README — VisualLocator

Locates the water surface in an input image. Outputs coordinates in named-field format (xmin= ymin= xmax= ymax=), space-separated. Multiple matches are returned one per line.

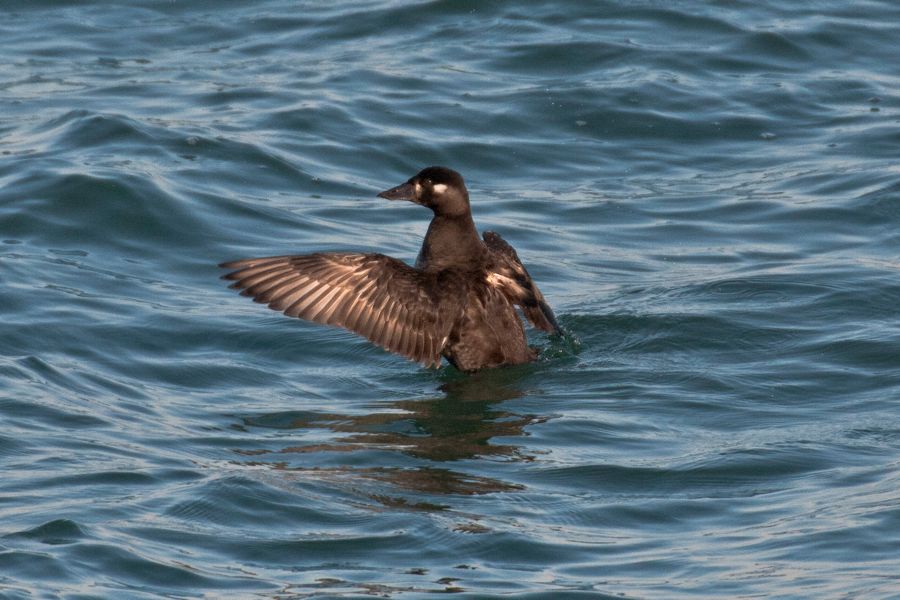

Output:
xmin=2 ymin=1 xmax=900 ymax=598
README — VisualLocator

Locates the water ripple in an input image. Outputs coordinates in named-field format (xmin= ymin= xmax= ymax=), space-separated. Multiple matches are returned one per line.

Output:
xmin=3 ymin=0 xmax=900 ymax=598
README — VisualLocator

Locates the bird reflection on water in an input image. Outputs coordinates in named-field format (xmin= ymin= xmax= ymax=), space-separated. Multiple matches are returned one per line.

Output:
xmin=234 ymin=368 xmax=545 ymax=500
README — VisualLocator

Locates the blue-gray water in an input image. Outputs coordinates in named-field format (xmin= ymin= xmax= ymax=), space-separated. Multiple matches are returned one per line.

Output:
xmin=2 ymin=1 xmax=899 ymax=598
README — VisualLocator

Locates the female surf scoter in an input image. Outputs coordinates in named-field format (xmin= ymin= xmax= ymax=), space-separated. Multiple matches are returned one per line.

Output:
xmin=220 ymin=166 xmax=560 ymax=372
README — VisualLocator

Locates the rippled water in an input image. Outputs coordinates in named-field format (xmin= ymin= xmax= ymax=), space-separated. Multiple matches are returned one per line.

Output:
xmin=2 ymin=1 xmax=900 ymax=598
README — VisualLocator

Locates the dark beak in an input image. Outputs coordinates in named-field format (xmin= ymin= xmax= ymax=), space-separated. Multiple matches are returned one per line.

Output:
xmin=377 ymin=182 xmax=416 ymax=201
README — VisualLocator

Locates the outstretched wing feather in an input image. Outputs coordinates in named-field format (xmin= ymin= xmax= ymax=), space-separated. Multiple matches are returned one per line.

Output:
xmin=221 ymin=253 xmax=454 ymax=365
xmin=482 ymin=231 xmax=561 ymax=334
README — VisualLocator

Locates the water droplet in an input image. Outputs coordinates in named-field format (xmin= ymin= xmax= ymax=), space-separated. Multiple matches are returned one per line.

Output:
xmin=186 ymin=136 xmax=199 ymax=146
xmin=575 ymin=120 xmax=587 ymax=127
xmin=760 ymin=132 xmax=776 ymax=140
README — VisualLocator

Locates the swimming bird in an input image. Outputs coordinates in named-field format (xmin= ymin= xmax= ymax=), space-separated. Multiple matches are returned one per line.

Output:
xmin=220 ymin=166 xmax=560 ymax=372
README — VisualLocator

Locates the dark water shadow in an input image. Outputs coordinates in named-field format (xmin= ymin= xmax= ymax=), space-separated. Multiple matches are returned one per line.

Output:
xmin=234 ymin=368 xmax=545 ymax=499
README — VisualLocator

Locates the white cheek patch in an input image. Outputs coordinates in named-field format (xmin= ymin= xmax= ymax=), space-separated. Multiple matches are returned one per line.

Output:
xmin=415 ymin=182 xmax=422 ymax=195
xmin=432 ymin=183 xmax=447 ymax=194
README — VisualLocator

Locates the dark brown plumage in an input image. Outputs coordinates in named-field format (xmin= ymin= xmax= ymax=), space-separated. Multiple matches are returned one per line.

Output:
xmin=220 ymin=166 xmax=560 ymax=372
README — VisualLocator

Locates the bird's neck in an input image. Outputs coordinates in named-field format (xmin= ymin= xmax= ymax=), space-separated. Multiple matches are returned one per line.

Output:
xmin=416 ymin=213 xmax=484 ymax=271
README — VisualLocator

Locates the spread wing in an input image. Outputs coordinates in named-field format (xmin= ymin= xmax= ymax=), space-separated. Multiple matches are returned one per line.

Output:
xmin=482 ymin=231 xmax=561 ymax=334
xmin=220 ymin=253 xmax=457 ymax=367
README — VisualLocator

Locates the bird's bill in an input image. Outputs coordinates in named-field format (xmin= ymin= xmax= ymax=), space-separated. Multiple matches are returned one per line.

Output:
xmin=377 ymin=182 xmax=416 ymax=201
